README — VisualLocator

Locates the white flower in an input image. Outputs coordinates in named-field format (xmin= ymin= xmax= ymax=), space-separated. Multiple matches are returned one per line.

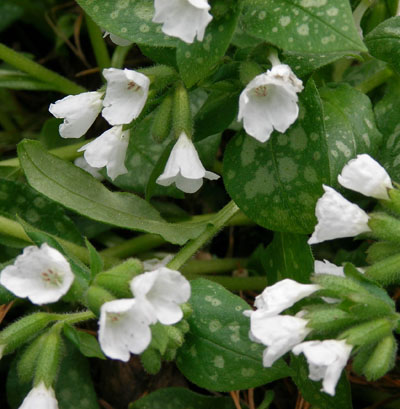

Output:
xmin=103 ymin=31 xmax=133 ymax=46
xmin=130 ymin=267 xmax=191 ymax=325
xmin=142 ymin=255 xmax=174 ymax=272
xmin=308 ymin=185 xmax=371 ymax=245
xmin=18 ymin=382 xmax=58 ymax=409
xmin=101 ymin=68 xmax=150 ymax=125
xmin=98 ymin=298 xmax=157 ymax=361
xmin=0 ymin=243 xmax=74 ymax=305
xmin=78 ymin=125 xmax=129 ymax=181
xmin=74 ymin=156 xmax=104 ymax=180
xmin=153 ymin=0 xmax=213 ymax=43
xmin=238 ymin=64 xmax=303 ymax=143
xmin=156 ymin=132 xmax=219 ymax=193
xmin=292 ymin=340 xmax=352 ymax=396
xmin=314 ymin=260 xmax=345 ymax=278
xmin=248 ymin=312 xmax=311 ymax=367
xmin=252 ymin=279 xmax=320 ymax=317
xmin=338 ymin=154 xmax=393 ymax=200
xmin=49 ymin=91 xmax=103 ymax=138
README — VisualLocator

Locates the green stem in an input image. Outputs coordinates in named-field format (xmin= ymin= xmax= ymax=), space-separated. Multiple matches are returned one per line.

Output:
xmin=111 ymin=45 xmax=133 ymax=69
xmin=53 ymin=310 xmax=95 ymax=324
xmin=0 ymin=139 xmax=91 ymax=167
xmin=0 ymin=43 xmax=86 ymax=95
xmin=356 ymin=66 xmax=394 ymax=94
xmin=187 ymin=275 xmax=267 ymax=291
xmin=181 ymin=258 xmax=247 ymax=275
xmin=167 ymin=200 xmax=240 ymax=270
xmin=85 ymin=15 xmax=111 ymax=71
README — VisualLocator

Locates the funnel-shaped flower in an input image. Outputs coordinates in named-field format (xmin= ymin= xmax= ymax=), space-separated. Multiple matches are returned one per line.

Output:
xmin=156 ymin=132 xmax=219 ymax=193
xmin=0 ymin=243 xmax=74 ymax=305
xmin=238 ymin=64 xmax=303 ymax=143
xmin=49 ymin=91 xmax=103 ymax=138
xmin=19 ymin=382 xmax=59 ymax=409
xmin=338 ymin=154 xmax=393 ymax=200
xmin=153 ymin=0 xmax=213 ymax=43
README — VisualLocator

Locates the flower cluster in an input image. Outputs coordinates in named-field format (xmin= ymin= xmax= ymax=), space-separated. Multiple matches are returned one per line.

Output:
xmin=49 ymin=68 xmax=150 ymax=180
xmin=99 ymin=266 xmax=190 ymax=362
xmin=308 ymin=154 xmax=393 ymax=244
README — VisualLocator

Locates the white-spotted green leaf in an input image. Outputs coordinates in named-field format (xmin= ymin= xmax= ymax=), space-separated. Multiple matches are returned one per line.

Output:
xmin=176 ymin=279 xmax=292 ymax=391
xmin=17 ymin=140 xmax=207 ymax=245
xmin=76 ymin=0 xmax=177 ymax=47
xmin=365 ymin=17 xmax=400 ymax=74
xmin=223 ymin=81 xmax=381 ymax=233
xmin=241 ymin=0 xmax=366 ymax=53
xmin=177 ymin=0 xmax=242 ymax=87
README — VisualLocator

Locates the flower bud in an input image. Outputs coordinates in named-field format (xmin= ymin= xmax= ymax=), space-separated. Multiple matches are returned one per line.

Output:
xmin=166 ymin=326 xmax=185 ymax=349
xmin=94 ymin=259 xmax=143 ymax=298
xmin=140 ymin=347 xmax=161 ymax=374
xmin=0 ymin=313 xmax=55 ymax=358
xmin=85 ymin=285 xmax=116 ymax=317
xmin=366 ymin=241 xmax=399 ymax=264
xmin=163 ymin=347 xmax=177 ymax=362
xmin=17 ymin=333 xmax=47 ymax=384
xmin=368 ymin=212 xmax=400 ymax=244
xmin=365 ymin=252 xmax=400 ymax=285
xmin=181 ymin=303 xmax=193 ymax=319
xmin=151 ymin=93 xmax=173 ymax=142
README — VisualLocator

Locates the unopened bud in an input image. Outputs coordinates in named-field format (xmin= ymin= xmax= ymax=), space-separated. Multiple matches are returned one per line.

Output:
xmin=17 ymin=333 xmax=47 ymax=384
xmin=163 ymin=347 xmax=177 ymax=362
xmin=368 ymin=212 xmax=400 ymax=245
xmin=166 ymin=326 xmax=184 ymax=349
xmin=140 ymin=348 xmax=161 ymax=374
xmin=366 ymin=241 xmax=399 ymax=264
xmin=365 ymin=252 xmax=400 ymax=285
xmin=181 ymin=303 xmax=193 ymax=319
xmin=151 ymin=93 xmax=173 ymax=142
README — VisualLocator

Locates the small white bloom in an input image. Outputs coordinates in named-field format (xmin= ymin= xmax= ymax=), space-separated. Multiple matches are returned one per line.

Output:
xmin=308 ymin=185 xmax=371 ymax=245
xmin=252 ymin=279 xmax=320 ymax=316
xmin=103 ymin=31 xmax=133 ymax=46
xmin=314 ymin=260 xmax=345 ymax=278
xmin=292 ymin=339 xmax=352 ymax=396
xmin=238 ymin=64 xmax=303 ymax=143
xmin=142 ymin=255 xmax=174 ymax=272
xmin=99 ymin=298 xmax=156 ymax=361
xmin=102 ymin=68 xmax=150 ymax=125
xmin=74 ymin=156 xmax=104 ymax=180
xmin=0 ymin=244 xmax=74 ymax=305
xmin=49 ymin=91 xmax=103 ymax=139
xmin=248 ymin=312 xmax=311 ymax=367
xmin=338 ymin=154 xmax=393 ymax=200
xmin=78 ymin=125 xmax=129 ymax=181
xmin=153 ymin=0 xmax=213 ymax=43
xmin=130 ymin=267 xmax=191 ymax=325
xmin=156 ymin=132 xmax=219 ymax=193
xmin=18 ymin=382 xmax=58 ymax=409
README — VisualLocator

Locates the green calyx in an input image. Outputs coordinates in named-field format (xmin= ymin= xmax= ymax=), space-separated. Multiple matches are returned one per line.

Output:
xmin=172 ymin=82 xmax=192 ymax=139
xmin=85 ymin=285 xmax=116 ymax=317
xmin=368 ymin=212 xmax=400 ymax=245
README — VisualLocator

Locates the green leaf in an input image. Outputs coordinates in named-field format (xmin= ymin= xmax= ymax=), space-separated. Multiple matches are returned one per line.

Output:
xmin=263 ymin=232 xmax=314 ymax=284
xmin=0 ymin=178 xmax=84 ymax=245
xmin=85 ymin=238 xmax=103 ymax=278
xmin=365 ymin=17 xmax=400 ymax=74
xmin=0 ymin=69 xmax=61 ymax=91
xmin=290 ymin=354 xmax=352 ymax=409
xmin=130 ymin=387 xmax=236 ymax=409
xmin=223 ymin=81 xmax=381 ymax=233
xmin=242 ymin=0 xmax=366 ymax=53
xmin=176 ymin=279 xmax=291 ymax=391
xmin=76 ymin=0 xmax=177 ymax=47
xmin=17 ymin=140 xmax=207 ymax=245
xmin=176 ymin=0 xmax=242 ymax=87
xmin=63 ymin=324 xmax=106 ymax=360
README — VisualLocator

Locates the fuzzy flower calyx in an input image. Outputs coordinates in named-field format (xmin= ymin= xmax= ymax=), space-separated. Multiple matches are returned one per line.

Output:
xmin=49 ymin=91 xmax=103 ymax=139
xmin=338 ymin=154 xmax=393 ymax=200
xmin=153 ymin=0 xmax=213 ymax=43
xmin=156 ymin=132 xmax=219 ymax=193
xmin=0 ymin=243 xmax=74 ymax=305
xmin=102 ymin=68 xmax=150 ymax=126
xmin=308 ymin=185 xmax=371 ymax=245
xmin=238 ymin=64 xmax=303 ymax=143
xmin=292 ymin=339 xmax=353 ymax=396
xmin=130 ymin=267 xmax=191 ymax=325
xmin=18 ymin=382 xmax=58 ymax=409
xmin=78 ymin=125 xmax=129 ymax=181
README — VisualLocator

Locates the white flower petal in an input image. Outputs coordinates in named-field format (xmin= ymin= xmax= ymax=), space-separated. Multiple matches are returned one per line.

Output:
xmin=156 ymin=132 xmax=219 ymax=193
xmin=78 ymin=125 xmax=129 ymax=180
xmin=338 ymin=154 xmax=393 ymax=200
xmin=238 ymin=64 xmax=303 ymax=143
xmin=248 ymin=312 xmax=310 ymax=366
xmin=314 ymin=260 xmax=345 ymax=277
xmin=292 ymin=340 xmax=352 ymax=396
xmin=153 ymin=0 xmax=213 ymax=43
xmin=102 ymin=68 xmax=150 ymax=125
xmin=103 ymin=31 xmax=133 ymax=46
xmin=49 ymin=91 xmax=103 ymax=138
xmin=98 ymin=298 xmax=156 ymax=361
xmin=254 ymin=279 xmax=320 ymax=316
xmin=0 ymin=243 xmax=74 ymax=305
xmin=308 ymin=185 xmax=371 ymax=245
xmin=74 ymin=156 xmax=104 ymax=180
xmin=19 ymin=382 xmax=58 ymax=409
xmin=130 ymin=267 xmax=191 ymax=325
